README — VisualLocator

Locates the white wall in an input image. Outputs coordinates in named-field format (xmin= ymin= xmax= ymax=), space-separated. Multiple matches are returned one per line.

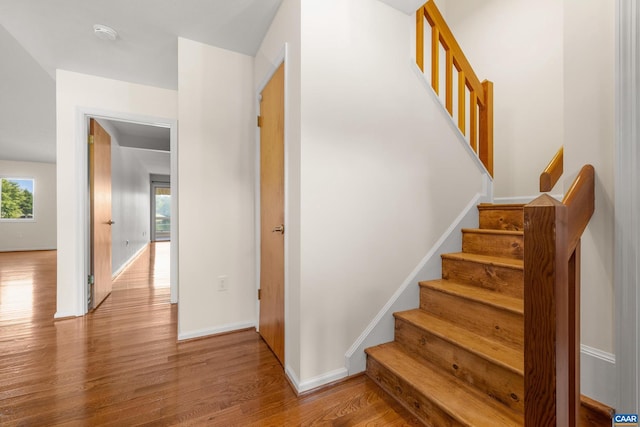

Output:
xmin=98 ymin=120 xmax=152 ymax=276
xmin=297 ymin=0 xmax=485 ymax=386
xmin=0 ymin=160 xmax=56 ymax=251
xmin=177 ymin=38 xmax=256 ymax=339
xmin=254 ymin=0 xmax=303 ymax=384
xmin=55 ymin=70 xmax=177 ymax=318
xmin=435 ymin=0 xmax=564 ymax=198
xmin=564 ymin=0 xmax=616 ymax=405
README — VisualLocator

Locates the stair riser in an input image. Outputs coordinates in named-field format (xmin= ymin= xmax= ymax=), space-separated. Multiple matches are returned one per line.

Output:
xmin=442 ymin=257 xmax=523 ymax=299
xmin=394 ymin=318 xmax=524 ymax=414
xmin=420 ymin=287 xmax=523 ymax=349
xmin=479 ymin=209 xmax=524 ymax=231
xmin=366 ymin=357 xmax=464 ymax=427
xmin=462 ymin=232 xmax=524 ymax=260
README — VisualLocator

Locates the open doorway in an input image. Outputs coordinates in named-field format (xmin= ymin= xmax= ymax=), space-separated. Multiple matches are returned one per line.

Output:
xmin=82 ymin=111 xmax=178 ymax=312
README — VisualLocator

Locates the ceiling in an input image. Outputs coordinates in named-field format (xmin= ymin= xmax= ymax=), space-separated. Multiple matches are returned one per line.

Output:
xmin=0 ymin=0 xmax=282 ymax=166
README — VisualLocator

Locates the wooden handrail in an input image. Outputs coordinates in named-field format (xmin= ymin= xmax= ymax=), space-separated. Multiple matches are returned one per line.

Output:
xmin=524 ymin=164 xmax=595 ymax=426
xmin=563 ymin=165 xmax=595 ymax=254
xmin=416 ymin=0 xmax=494 ymax=176
xmin=540 ymin=146 xmax=564 ymax=192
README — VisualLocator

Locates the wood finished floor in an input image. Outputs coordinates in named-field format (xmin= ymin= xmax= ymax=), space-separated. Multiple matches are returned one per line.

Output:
xmin=0 ymin=244 xmax=420 ymax=426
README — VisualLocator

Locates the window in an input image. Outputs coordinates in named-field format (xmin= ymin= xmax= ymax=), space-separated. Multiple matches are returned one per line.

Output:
xmin=1 ymin=178 xmax=35 ymax=220
xmin=153 ymin=185 xmax=171 ymax=241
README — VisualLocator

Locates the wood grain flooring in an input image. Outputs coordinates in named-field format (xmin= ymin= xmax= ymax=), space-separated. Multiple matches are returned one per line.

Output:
xmin=0 ymin=244 xmax=420 ymax=426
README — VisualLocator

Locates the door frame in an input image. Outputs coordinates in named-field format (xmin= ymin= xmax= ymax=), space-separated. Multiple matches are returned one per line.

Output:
xmin=615 ymin=0 xmax=639 ymax=412
xmin=76 ymin=108 xmax=179 ymax=314
xmin=255 ymin=44 xmax=289 ymax=365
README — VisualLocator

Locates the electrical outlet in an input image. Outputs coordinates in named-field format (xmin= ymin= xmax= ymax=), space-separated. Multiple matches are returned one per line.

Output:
xmin=217 ymin=275 xmax=228 ymax=292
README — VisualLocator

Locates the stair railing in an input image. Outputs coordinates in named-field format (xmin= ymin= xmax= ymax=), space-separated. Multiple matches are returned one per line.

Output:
xmin=416 ymin=0 xmax=494 ymax=176
xmin=540 ymin=146 xmax=564 ymax=192
xmin=524 ymin=162 xmax=595 ymax=426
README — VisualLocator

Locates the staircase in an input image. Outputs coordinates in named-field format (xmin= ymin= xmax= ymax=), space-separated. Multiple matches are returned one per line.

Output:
xmin=365 ymin=201 xmax=614 ymax=426
xmin=365 ymin=203 xmax=525 ymax=426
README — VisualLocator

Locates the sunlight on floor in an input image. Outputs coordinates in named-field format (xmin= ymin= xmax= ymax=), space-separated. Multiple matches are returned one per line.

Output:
xmin=112 ymin=242 xmax=170 ymax=290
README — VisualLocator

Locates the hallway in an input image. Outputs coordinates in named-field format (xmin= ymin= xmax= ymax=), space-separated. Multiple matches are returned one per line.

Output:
xmin=0 ymin=245 xmax=419 ymax=426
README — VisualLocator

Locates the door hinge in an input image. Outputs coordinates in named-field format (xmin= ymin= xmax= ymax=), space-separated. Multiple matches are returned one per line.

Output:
xmin=258 ymin=288 xmax=261 ymax=300
xmin=88 ymin=274 xmax=94 ymax=285
xmin=257 ymin=115 xmax=262 ymax=128
xmin=88 ymin=135 xmax=94 ymax=145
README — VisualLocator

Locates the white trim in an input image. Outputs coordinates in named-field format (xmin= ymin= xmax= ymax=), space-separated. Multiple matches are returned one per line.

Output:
xmin=177 ymin=321 xmax=256 ymax=341
xmin=286 ymin=366 xmax=349 ymax=394
xmin=615 ymin=0 xmax=639 ymax=413
xmin=168 ymin=122 xmax=179 ymax=305
xmin=581 ymin=344 xmax=616 ymax=407
xmin=411 ymin=61 xmax=493 ymax=181
xmin=54 ymin=311 xmax=78 ymax=320
xmin=345 ymin=189 xmax=492 ymax=374
xmin=75 ymin=108 xmax=179 ymax=315
xmin=582 ymin=344 xmax=616 ymax=364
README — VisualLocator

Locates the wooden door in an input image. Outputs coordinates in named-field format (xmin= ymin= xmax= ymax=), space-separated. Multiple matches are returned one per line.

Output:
xmin=259 ymin=63 xmax=285 ymax=364
xmin=89 ymin=119 xmax=113 ymax=310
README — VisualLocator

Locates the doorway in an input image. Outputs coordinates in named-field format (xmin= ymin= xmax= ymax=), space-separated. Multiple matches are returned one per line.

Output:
xmin=82 ymin=111 xmax=179 ymax=312
xmin=151 ymin=182 xmax=171 ymax=242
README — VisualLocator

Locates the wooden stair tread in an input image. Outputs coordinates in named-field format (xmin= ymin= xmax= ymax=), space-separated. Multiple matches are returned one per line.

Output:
xmin=419 ymin=279 xmax=523 ymax=314
xmin=366 ymin=342 xmax=524 ymax=426
xmin=462 ymin=228 xmax=523 ymax=236
xmin=441 ymin=252 xmax=523 ymax=270
xmin=394 ymin=309 xmax=524 ymax=375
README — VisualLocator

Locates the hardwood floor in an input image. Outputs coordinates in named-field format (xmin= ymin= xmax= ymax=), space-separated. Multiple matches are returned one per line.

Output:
xmin=0 ymin=244 xmax=420 ymax=426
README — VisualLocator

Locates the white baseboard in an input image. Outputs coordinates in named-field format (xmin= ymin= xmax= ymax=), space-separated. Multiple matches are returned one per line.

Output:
xmin=53 ymin=311 xmax=77 ymax=320
xmin=286 ymin=365 xmax=349 ymax=394
xmin=581 ymin=344 xmax=616 ymax=407
xmin=177 ymin=321 xmax=256 ymax=341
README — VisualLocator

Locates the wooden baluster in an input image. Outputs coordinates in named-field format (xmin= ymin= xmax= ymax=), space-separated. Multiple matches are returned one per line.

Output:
xmin=431 ymin=26 xmax=440 ymax=94
xmin=446 ymin=48 xmax=453 ymax=115
xmin=416 ymin=7 xmax=425 ymax=72
xmin=479 ymin=80 xmax=494 ymax=176
xmin=566 ymin=243 xmax=581 ymax=427
xmin=458 ymin=70 xmax=466 ymax=135
xmin=470 ymin=91 xmax=477 ymax=152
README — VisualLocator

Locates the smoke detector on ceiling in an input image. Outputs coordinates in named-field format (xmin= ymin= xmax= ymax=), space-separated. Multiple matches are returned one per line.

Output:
xmin=93 ymin=24 xmax=118 ymax=41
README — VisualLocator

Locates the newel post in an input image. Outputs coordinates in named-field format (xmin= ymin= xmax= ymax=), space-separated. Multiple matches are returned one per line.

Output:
xmin=524 ymin=194 xmax=577 ymax=426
